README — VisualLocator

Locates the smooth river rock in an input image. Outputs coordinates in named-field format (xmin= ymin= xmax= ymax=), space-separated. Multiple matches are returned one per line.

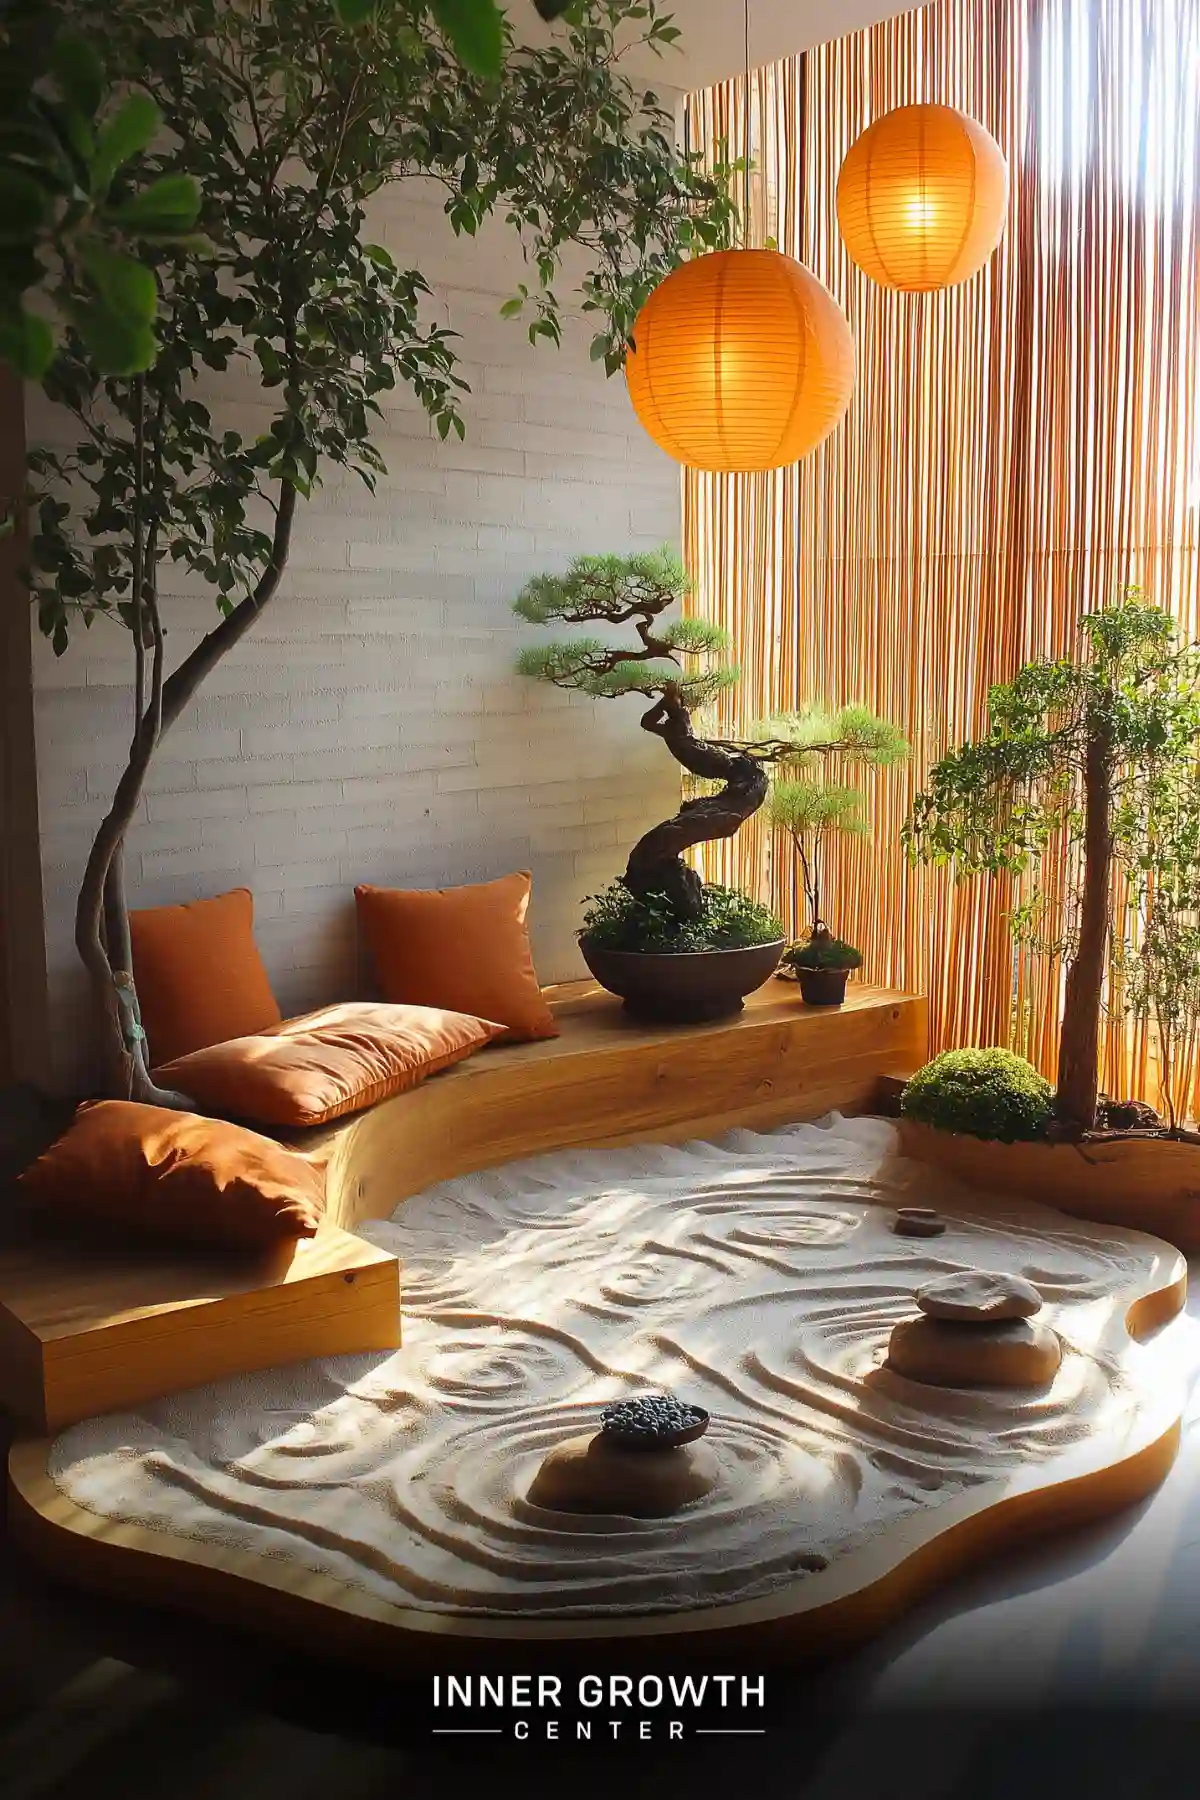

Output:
xmin=886 ymin=1316 xmax=1062 ymax=1388
xmin=527 ymin=1431 xmax=721 ymax=1518
xmin=916 ymin=1269 xmax=1043 ymax=1322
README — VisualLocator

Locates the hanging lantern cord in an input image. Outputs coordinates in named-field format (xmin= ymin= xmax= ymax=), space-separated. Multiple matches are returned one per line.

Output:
xmin=743 ymin=0 xmax=751 ymax=241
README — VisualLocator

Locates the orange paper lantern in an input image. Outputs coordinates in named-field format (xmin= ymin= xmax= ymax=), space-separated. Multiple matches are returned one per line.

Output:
xmin=624 ymin=249 xmax=855 ymax=473
xmin=836 ymin=103 xmax=1008 ymax=292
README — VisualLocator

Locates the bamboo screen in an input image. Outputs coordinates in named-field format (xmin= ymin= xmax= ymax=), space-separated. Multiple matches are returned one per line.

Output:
xmin=683 ymin=0 xmax=1200 ymax=1109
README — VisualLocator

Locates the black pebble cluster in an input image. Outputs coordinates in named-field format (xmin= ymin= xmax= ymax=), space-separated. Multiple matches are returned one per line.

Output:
xmin=601 ymin=1393 xmax=706 ymax=1446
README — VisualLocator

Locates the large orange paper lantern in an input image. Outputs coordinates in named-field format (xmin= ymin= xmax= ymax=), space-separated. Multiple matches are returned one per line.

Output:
xmin=836 ymin=103 xmax=1008 ymax=292
xmin=624 ymin=249 xmax=855 ymax=473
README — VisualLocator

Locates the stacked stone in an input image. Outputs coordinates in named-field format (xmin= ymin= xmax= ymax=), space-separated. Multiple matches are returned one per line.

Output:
xmin=886 ymin=1270 xmax=1061 ymax=1388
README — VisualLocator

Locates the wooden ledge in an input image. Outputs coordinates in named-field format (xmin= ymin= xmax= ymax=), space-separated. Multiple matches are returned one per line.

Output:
xmin=0 ymin=1224 xmax=400 ymax=1434
xmin=302 ymin=980 xmax=929 ymax=1230
xmin=0 ymin=979 xmax=924 ymax=1433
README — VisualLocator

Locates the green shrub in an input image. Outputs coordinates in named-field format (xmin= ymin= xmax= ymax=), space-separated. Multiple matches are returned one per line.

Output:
xmin=900 ymin=1047 xmax=1054 ymax=1143
xmin=783 ymin=934 xmax=862 ymax=971
xmin=580 ymin=881 xmax=784 ymax=954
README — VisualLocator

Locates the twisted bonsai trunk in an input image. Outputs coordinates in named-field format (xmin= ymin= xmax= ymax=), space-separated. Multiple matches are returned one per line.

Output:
xmin=1054 ymin=713 xmax=1113 ymax=1134
xmin=623 ymin=691 xmax=769 ymax=920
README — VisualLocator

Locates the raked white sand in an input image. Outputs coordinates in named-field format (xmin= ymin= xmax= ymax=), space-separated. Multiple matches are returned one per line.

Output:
xmin=49 ymin=1115 xmax=1181 ymax=1617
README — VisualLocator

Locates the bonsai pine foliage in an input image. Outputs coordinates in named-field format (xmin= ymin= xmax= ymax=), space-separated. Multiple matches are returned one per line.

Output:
xmin=26 ymin=0 xmax=736 ymax=1102
xmin=516 ymin=552 xmax=896 ymax=925
xmin=758 ymin=703 xmax=908 ymax=939
xmin=904 ymin=596 xmax=1200 ymax=1135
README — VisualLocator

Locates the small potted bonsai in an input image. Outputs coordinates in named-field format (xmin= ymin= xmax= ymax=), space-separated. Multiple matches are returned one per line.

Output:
xmin=782 ymin=925 xmax=863 ymax=1007
xmin=514 ymin=549 xmax=887 ymax=1022
xmin=759 ymin=710 xmax=907 ymax=1007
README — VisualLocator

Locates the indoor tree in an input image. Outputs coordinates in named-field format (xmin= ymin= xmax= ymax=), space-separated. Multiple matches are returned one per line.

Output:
xmin=0 ymin=0 xmax=592 ymax=379
xmin=904 ymin=595 xmax=1200 ymax=1136
xmin=515 ymin=550 xmax=906 ymax=933
xmin=0 ymin=3 xmax=203 ymax=379
xmin=28 ymin=0 xmax=736 ymax=1103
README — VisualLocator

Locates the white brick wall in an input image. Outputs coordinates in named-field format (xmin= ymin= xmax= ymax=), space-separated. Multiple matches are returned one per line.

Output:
xmin=28 ymin=177 xmax=682 ymax=1092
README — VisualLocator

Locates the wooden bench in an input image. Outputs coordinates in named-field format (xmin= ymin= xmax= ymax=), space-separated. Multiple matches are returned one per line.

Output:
xmin=304 ymin=978 xmax=928 ymax=1229
xmin=0 ymin=979 xmax=926 ymax=1432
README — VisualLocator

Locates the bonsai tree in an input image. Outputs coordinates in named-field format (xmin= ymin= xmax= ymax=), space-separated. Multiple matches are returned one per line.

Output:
xmin=514 ymin=550 xmax=903 ymax=941
xmin=26 ymin=0 xmax=736 ymax=1101
xmin=757 ymin=705 xmax=907 ymax=977
xmin=904 ymin=595 xmax=1200 ymax=1136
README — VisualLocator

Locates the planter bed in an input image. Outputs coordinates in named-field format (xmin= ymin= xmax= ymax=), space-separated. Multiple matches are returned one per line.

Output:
xmin=898 ymin=1117 xmax=1200 ymax=1252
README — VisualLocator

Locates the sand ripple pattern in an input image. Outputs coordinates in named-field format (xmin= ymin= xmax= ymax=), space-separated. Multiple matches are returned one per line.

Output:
xmin=49 ymin=1115 xmax=1174 ymax=1617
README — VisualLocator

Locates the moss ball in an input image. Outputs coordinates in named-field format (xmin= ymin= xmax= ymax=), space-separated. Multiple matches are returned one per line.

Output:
xmin=900 ymin=1047 xmax=1054 ymax=1143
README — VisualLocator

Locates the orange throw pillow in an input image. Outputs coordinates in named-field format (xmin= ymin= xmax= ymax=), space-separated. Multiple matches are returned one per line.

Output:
xmin=18 ymin=1101 xmax=323 ymax=1250
xmin=152 ymin=1001 xmax=505 ymax=1128
xmin=130 ymin=887 xmax=282 ymax=1067
xmin=355 ymin=872 xmax=559 ymax=1043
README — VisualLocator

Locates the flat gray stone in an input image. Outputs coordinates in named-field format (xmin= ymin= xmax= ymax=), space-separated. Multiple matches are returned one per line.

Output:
xmin=917 ymin=1269 xmax=1043 ymax=1322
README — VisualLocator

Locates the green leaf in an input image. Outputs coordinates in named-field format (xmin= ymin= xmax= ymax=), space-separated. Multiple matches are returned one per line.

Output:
xmin=108 ymin=173 xmax=201 ymax=233
xmin=429 ymin=0 xmax=505 ymax=81
xmin=0 ymin=170 xmax=51 ymax=245
xmin=49 ymin=31 xmax=105 ymax=119
xmin=78 ymin=242 xmax=158 ymax=324
xmin=70 ymin=298 xmax=157 ymax=375
xmin=0 ymin=306 xmax=55 ymax=379
xmin=498 ymin=296 xmax=524 ymax=318
xmin=334 ymin=0 xmax=378 ymax=21
xmin=92 ymin=92 xmax=161 ymax=194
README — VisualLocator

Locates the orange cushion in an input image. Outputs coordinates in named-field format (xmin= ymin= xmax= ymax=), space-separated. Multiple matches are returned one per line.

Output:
xmin=354 ymin=872 xmax=559 ymax=1043
xmin=129 ymin=887 xmax=282 ymax=1066
xmin=151 ymin=1001 xmax=505 ymax=1128
xmin=17 ymin=1101 xmax=323 ymax=1250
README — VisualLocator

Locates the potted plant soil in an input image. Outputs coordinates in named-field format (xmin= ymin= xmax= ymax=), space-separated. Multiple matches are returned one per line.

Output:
xmin=782 ymin=925 xmax=863 ymax=1007
xmin=898 ymin=595 xmax=1200 ymax=1246
xmin=514 ymin=549 xmax=892 ymax=1023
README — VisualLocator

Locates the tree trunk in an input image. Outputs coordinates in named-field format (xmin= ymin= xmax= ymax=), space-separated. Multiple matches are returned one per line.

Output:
xmin=1055 ymin=714 xmax=1113 ymax=1133
xmin=79 ymin=484 xmax=298 ymax=1103
xmin=624 ymin=693 xmax=769 ymax=919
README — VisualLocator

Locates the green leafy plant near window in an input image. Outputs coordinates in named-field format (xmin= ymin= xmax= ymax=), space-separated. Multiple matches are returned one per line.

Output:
xmin=25 ymin=0 xmax=737 ymax=1103
xmin=904 ymin=594 xmax=1200 ymax=1137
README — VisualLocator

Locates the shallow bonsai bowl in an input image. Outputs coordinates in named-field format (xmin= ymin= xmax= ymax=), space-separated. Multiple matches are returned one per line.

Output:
xmin=578 ymin=937 xmax=786 ymax=1023
xmin=601 ymin=1406 xmax=710 ymax=1451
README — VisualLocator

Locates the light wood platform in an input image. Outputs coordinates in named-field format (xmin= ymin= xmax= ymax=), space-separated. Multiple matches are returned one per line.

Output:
xmin=899 ymin=1118 xmax=1200 ymax=1253
xmin=0 ymin=1225 xmax=400 ymax=1433
xmin=0 ymin=980 xmax=922 ymax=1434
xmin=304 ymin=979 xmax=929 ymax=1229
xmin=7 ymin=1250 xmax=1185 ymax=1671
